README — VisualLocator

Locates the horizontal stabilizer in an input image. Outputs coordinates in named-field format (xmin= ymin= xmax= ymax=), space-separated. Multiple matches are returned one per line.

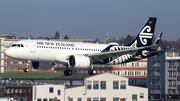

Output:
xmin=154 ymin=33 xmax=162 ymax=45
xmin=143 ymin=47 xmax=176 ymax=56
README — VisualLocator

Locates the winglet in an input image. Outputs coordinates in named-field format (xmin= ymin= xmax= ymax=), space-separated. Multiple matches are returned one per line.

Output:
xmin=154 ymin=33 xmax=162 ymax=45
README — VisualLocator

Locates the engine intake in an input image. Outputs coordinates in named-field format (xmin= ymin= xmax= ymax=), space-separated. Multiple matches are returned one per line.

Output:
xmin=68 ymin=55 xmax=90 ymax=68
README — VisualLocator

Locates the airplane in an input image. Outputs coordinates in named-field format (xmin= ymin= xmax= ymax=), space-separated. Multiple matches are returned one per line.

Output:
xmin=5 ymin=17 xmax=163 ymax=76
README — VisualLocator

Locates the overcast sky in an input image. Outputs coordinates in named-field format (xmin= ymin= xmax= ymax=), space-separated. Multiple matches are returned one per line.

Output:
xmin=0 ymin=0 xmax=180 ymax=42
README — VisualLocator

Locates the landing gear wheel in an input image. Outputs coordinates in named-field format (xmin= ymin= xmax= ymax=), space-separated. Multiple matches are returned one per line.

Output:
xmin=88 ymin=69 xmax=97 ymax=75
xmin=64 ymin=70 xmax=73 ymax=76
xmin=91 ymin=69 xmax=97 ymax=75
xmin=88 ymin=69 xmax=92 ymax=75
xmin=24 ymin=68 xmax=29 ymax=73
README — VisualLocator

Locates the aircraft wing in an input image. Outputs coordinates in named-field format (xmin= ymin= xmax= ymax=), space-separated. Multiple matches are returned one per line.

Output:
xmin=87 ymin=44 xmax=156 ymax=62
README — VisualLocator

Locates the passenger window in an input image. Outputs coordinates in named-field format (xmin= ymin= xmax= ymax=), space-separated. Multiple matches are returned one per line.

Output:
xmin=17 ymin=44 xmax=20 ymax=47
xmin=21 ymin=44 xmax=24 ymax=47
xmin=12 ymin=44 xmax=16 ymax=47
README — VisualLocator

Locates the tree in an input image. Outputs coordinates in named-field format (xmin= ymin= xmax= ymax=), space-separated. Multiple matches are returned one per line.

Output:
xmin=64 ymin=35 xmax=69 ymax=39
xmin=91 ymin=38 xmax=102 ymax=43
xmin=54 ymin=31 xmax=60 ymax=39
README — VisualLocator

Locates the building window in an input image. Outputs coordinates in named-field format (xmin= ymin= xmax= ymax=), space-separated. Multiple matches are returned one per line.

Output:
xmin=120 ymin=81 xmax=126 ymax=89
xmin=49 ymin=87 xmax=53 ymax=93
xmin=174 ymin=52 xmax=180 ymax=57
xmin=135 ymin=62 xmax=139 ymax=67
xmin=100 ymin=98 xmax=106 ymax=101
xmin=168 ymin=89 xmax=176 ymax=94
xmin=87 ymin=81 xmax=91 ymax=89
xmin=12 ymin=68 xmax=18 ymax=71
xmin=78 ymin=98 xmax=82 ymax=101
xmin=167 ymin=52 xmax=173 ymax=57
xmin=15 ymin=89 xmax=18 ymax=93
xmin=113 ymin=98 xmax=119 ymax=101
xmin=100 ymin=81 xmax=106 ymax=89
xmin=49 ymin=98 xmax=53 ymax=101
xmin=19 ymin=61 xmax=23 ymax=65
xmin=11 ymin=89 xmax=14 ymax=93
xmin=93 ymin=97 xmax=99 ymax=101
xmin=10 ymin=61 xmax=13 ymax=65
xmin=140 ymin=93 xmax=144 ymax=98
xmin=19 ymin=68 xmax=23 ymax=71
xmin=37 ymin=99 xmax=41 ymax=101
xmin=5 ymin=61 xmax=9 ymax=64
xmin=87 ymin=98 xmax=91 ymax=101
xmin=24 ymin=89 xmax=26 ymax=93
xmin=43 ymin=99 xmax=47 ymax=101
xmin=93 ymin=81 xmax=99 ymax=89
xmin=14 ymin=62 xmax=18 ymax=65
xmin=132 ymin=95 xmax=137 ymax=101
xmin=7 ymin=89 xmax=10 ymax=94
xmin=69 ymin=98 xmax=73 ymax=101
xmin=5 ymin=68 xmax=11 ymax=71
xmin=28 ymin=89 xmax=31 ymax=93
xmin=57 ymin=90 xmax=61 ymax=95
xmin=135 ymin=71 xmax=141 ymax=76
xmin=132 ymin=63 xmax=134 ymax=67
xmin=113 ymin=81 xmax=119 ymax=89
xmin=120 ymin=98 xmax=125 ymax=101
xmin=23 ymin=61 xmax=26 ymax=65
xmin=19 ymin=89 xmax=22 ymax=93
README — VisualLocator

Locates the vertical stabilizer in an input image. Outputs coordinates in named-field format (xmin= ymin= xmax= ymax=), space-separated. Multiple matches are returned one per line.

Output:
xmin=129 ymin=17 xmax=157 ymax=47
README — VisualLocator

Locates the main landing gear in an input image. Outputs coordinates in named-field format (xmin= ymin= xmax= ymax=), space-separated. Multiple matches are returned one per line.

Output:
xmin=88 ymin=65 xmax=97 ymax=75
xmin=23 ymin=60 xmax=30 ymax=73
xmin=64 ymin=69 xmax=72 ymax=76
xmin=63 ymin=64 xmax=97 ymax=76
xmin=64 ymin=65 xmax=73 ymax=76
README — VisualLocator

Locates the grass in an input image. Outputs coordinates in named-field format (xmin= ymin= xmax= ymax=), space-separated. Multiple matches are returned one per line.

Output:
xmin=0 ymin=73 xmax=64 ymax=79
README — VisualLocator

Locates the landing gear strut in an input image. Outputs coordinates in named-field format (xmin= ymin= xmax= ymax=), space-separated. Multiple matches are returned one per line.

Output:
xmin=88 ymin=65 xmax=97 ymax=75
xmin=64 ymin=65 xmax=73 ymax=76
xmin=23 ymin=60 xmax=30 ymax=73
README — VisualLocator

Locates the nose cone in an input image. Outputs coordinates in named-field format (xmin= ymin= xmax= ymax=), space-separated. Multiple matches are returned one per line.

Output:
xmin=4 ymin=48 xmax=17 ymax=58
xmin=5 ymin=48 xmax=12 ymax=57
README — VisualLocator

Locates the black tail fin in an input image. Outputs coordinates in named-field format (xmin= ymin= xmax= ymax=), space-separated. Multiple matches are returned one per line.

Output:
xmin=128 ymin=17 xmax=157 ymax=47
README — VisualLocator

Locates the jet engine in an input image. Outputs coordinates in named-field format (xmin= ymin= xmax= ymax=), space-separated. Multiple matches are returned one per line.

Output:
xmin=68 ymin=55 xmax=90 ymax=68
xmin=32 ymin=61 xmax=54 ymax=70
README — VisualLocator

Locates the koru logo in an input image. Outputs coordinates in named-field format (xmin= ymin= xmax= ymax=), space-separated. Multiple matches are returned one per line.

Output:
xmin=139 ymin=26 xmax=153 ymax=45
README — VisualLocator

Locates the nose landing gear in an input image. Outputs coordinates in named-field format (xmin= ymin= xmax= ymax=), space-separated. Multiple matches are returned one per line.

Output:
xmin=23 ymin=60 xmax=31 ymax=73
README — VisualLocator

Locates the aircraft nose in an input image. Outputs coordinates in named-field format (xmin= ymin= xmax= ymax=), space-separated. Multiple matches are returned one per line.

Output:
xmin=4 ymin=48 xmax=12 ymax=57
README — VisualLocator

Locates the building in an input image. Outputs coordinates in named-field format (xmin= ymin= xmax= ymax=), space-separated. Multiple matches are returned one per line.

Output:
xmin=65 ymin=73 xmax=148 ymax=101
xmin=6 ymin=85 xmax=33 ymax=101
xmin=0 ymin=34 xmax=14 ymax=73
xmin=104 ymin=30 xmax=110 ymax=44
xmin=4 ymin=73 xmax=148 ymax=101
xmin=147 ymin=49 xmax=180 ymax=95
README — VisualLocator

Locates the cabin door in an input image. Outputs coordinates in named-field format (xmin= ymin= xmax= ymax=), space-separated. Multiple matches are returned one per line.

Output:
xmin=29 ymin=41 xmax=36 ymax=53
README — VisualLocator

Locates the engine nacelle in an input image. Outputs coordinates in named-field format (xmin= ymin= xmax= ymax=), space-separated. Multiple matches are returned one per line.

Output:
xmin=32 ymin=61 xmax=54 ymax=70
xmin=68 ymin=55 xmax=90 ymax=68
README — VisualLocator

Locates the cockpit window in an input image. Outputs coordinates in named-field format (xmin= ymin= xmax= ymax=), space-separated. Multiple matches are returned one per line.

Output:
xmin=11 ymin=44 xmax=24 ymax=47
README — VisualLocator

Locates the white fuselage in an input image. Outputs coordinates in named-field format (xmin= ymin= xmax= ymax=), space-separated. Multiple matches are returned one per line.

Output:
xmin=4 ymin=40 xmax=114 ymax=63
xmin=5 ymin=40 xmax=132 ymax=65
